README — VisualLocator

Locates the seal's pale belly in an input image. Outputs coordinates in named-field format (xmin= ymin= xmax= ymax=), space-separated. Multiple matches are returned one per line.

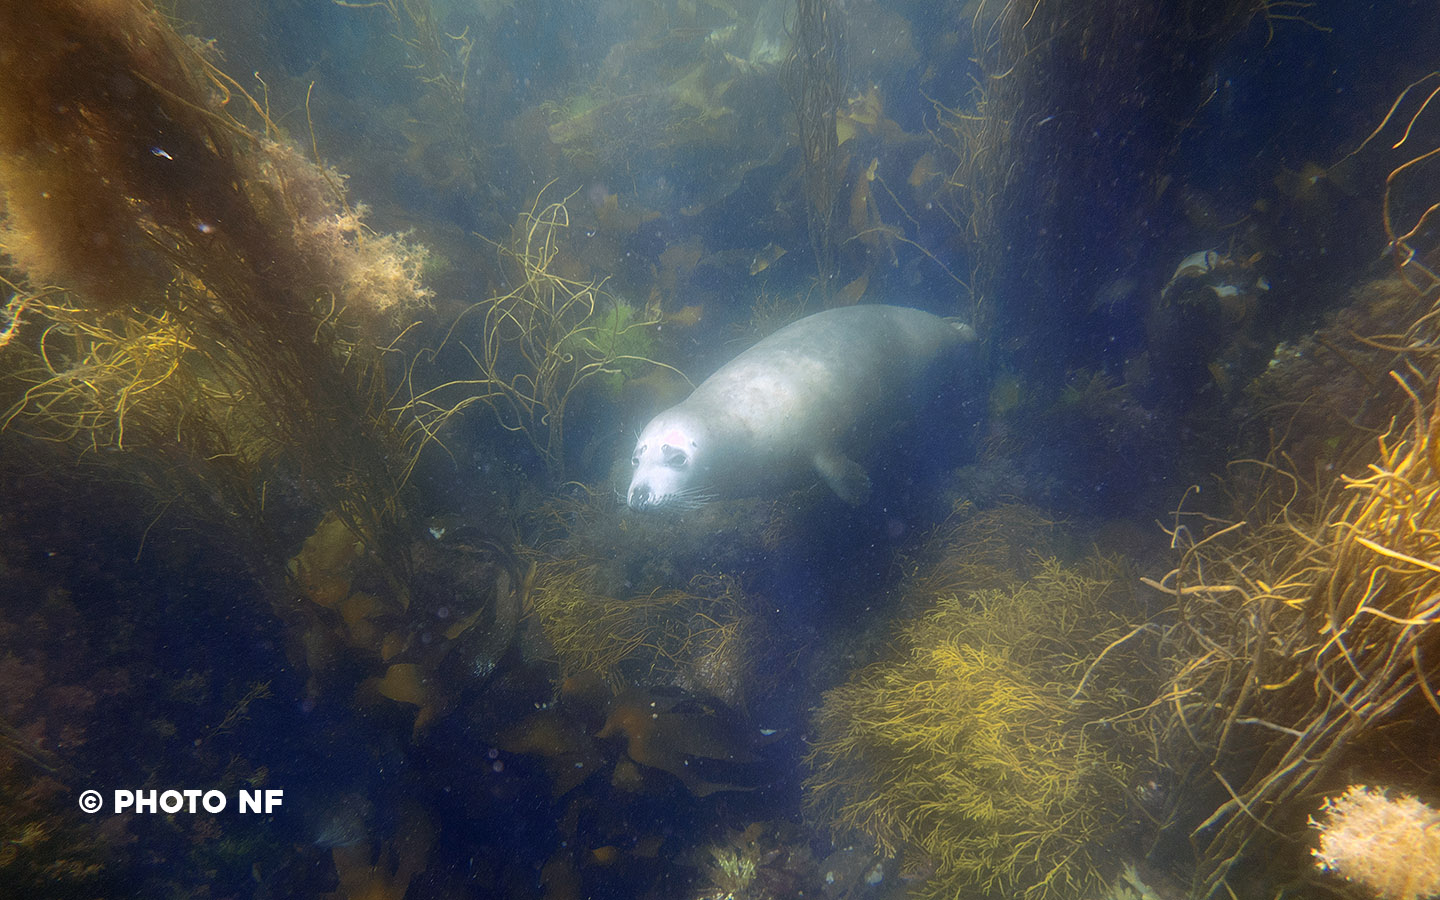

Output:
xmin=626 ymin=305 xmax=967 ymax=511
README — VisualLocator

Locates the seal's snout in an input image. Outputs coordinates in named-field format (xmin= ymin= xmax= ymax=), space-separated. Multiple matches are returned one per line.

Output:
xmin=627 ymin=485 xmax=653 ymax=511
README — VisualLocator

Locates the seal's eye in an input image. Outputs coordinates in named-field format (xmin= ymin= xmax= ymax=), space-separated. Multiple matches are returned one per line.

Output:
xmin=630 ymin=456 xmax=639 ymax=467
xmin=661 ymin=444 xmax=687 ymax=468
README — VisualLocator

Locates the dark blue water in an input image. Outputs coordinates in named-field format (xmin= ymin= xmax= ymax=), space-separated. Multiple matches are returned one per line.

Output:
xmin=2 ymin=1 xmax=1437 ymax=898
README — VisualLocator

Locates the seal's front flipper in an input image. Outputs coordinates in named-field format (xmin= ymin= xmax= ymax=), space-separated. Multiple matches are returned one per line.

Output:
xmin=814 ymin=451 xmax=872 ymax=506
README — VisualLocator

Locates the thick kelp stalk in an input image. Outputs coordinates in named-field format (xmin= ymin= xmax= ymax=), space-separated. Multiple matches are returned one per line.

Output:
xmin=0 ymin=17 xmax=528 ymax=896
xmin=785 ymin=0 xmax=846 ymax=298
xmin=935 ymin=0 xmax=1266 ymax=379
xmin=0 ymin=0 xmax=430 ymax=575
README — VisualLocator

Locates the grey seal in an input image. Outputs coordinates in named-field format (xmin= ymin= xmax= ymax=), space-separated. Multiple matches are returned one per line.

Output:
xmin=626 ymin=305 xmax=969 ymax=511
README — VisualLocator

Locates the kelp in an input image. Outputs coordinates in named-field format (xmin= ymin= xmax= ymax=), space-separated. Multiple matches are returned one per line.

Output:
xmin=403 ymin=186 xmax=670 ymax=483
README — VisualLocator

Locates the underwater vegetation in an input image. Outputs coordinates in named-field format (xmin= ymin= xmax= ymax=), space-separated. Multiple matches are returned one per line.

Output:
xmin=6 ymin=0 xmax=1440 ymax=898
xmin=1132 ymin=77 xmax=1440 ymax=899
xmin=327 ymin=799 xmax=435 ymax=900
xmin=1237 ymin=75 xmax=1440 ymax=482
xmin=1311 ymin=785 xmax=1440 ymax=900
xmin=0 ymin=296 xmax=267 ymax=458
xmin=333 ymin=0 xmax=488 ymax=209
xmin=339 ymin=0 xmax=472 ymax=125
xmin=1142 ymin=366 xmax=1440 ymax=896
xmin=491 ymin=674 xmax=784 ymax=899
xmin=406 ymin=187 xmax=669 ymax=483
xmin=595 ymin=686 xmax=767 ymax=798
xmin=0 ymin=0 xmax=437 ymax=586
xmin=1360 ymin=72 xmax=1440 ymax=299
xmin=287 ymin=508 xmax=525 ymax=740
xmin=890 ymin=501 xmax=1067 ymax=607
xmin=0 ymin=495 xmax=324 ymax=898
xmin=804 ymin=553 xmax=1155 ymax=900
xmin=536 ymin=0 xmax=792 ymax=184
xmin=685 ymin=821 xmax=817 ymax=900
xmin=1241 ymin=275 xmax=1431 ymax=480
xmin=0 ymin=579 xmax=125 ymax=893
xmin=785 ymin=0 xmax=846 ymax=295
xmin=463 ymin=475 xmax=833 ymax=898
xmin=525 ymin=551 xmax=760 ymax=706
xmin=929 ymin=0 xmax=1276 ymax=371
xmin=918 ymin=0 xmax=1378 ymax=517
xmin=543 ymin=57 xmax=754 ymax=176
xmin=0 ymin=10 xmax=541 ymax=895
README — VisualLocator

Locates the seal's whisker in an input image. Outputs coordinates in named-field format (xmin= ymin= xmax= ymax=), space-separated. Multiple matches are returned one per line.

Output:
xmin=666 ymin=487 xmax=717 ymax=510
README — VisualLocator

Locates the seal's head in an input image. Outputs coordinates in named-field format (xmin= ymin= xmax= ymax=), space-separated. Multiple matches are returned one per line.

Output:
xmin=627 ymin=409 xmax=714 ymax=511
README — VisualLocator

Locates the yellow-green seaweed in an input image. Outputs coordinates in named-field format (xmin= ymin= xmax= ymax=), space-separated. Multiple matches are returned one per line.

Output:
xmin=804 ymin=559 xmax=1152 ymax=900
